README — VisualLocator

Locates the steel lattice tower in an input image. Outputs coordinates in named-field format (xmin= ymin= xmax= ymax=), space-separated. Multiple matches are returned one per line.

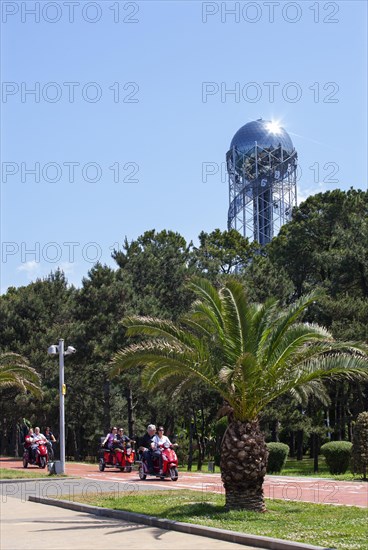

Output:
xmin=227 ymin=119 xmax=297 ymax=245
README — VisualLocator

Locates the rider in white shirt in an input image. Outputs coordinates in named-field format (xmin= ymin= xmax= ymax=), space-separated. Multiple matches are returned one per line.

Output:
xmin=30 ymin=427 xmax=46 ymax=460
xmin=152 ymin=427 xmax=172 ymax=474
xmin=32 ymin=426 xmax=47 ymax=442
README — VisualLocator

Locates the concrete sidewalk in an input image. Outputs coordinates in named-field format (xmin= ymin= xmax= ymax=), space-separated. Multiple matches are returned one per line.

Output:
xmin=1 ymin=496 xmax=256 ymax=550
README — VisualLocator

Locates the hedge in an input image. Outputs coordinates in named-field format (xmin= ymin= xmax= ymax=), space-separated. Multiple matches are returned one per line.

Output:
xmin=320 ymin=441 xmax=352 ymax=474
xmin=266 ymin=442 xmax=290 ymax=473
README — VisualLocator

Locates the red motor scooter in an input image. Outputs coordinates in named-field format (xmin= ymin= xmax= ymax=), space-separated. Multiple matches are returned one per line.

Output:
xmin=139 ymin=445 xmax=179 ymax=481
xmin=23 ymin=438 xmax=48 ymax=469
xmin=98 ymin=443 xmax=136 ymax=472
xmin=114 ymin=444 xmax=136 ymax=472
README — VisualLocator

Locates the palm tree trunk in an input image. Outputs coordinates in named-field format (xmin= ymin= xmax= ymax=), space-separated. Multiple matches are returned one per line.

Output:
xmin=221 ymin=419 xmax=268 ymax=512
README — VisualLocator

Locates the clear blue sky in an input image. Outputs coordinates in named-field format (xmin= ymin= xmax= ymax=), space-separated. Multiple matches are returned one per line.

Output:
xmin=1 ymin=0 xmax=367 ymax=292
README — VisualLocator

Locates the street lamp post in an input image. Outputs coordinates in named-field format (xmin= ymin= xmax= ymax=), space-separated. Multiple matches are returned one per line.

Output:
xmin=58 ymin=339 xmax=65 ymax=474
xmin=48 ymin=340 xmax=76 ymax=475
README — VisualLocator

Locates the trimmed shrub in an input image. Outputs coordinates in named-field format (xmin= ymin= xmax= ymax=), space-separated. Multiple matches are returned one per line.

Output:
xmin=266 ymin=442 xmax=290 ymax=473
xmin=320 ymin=441 xmax=352 ymax=474
xmin=351 ymin=412 xmax=368 ymax=480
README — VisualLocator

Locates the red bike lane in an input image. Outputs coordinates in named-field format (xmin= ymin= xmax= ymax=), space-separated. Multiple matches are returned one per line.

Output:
xmin=1 ymin=457 xmax=367 ymax=508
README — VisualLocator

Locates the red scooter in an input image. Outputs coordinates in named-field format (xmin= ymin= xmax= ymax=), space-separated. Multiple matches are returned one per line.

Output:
xmin=98 ymin=444 xmax=136 ymax=472
xmin=115 ymin=445 xmax=135 ymax=472
xmin=139 ymin=445 xmax=179 ymax=481
xmin=23 ymin=438 xmax=48 ymax=469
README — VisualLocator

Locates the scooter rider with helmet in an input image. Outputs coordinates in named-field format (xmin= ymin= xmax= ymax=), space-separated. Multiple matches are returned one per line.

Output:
xmin=138 ymin=424 xmax=160 ymax=474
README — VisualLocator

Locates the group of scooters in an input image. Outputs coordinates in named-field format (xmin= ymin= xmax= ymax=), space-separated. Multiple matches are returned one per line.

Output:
xmin=22 ymin=432 xmax=179 ymax=481
xmin=98 ymin=441 xmax=179 ymax=481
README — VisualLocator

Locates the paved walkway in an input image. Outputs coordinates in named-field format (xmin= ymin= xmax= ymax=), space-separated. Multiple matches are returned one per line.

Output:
xmin=1 ymin=496 xmax=257 ymax=550
xmin=1 ymin=457 xmax=367 ymax=507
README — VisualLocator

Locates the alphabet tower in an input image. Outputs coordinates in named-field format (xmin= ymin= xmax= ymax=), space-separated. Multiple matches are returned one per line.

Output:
xmin=227 ymin=119 xmax=297 ymax=245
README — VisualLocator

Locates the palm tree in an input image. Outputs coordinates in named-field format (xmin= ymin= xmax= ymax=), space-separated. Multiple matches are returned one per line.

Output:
xmin=0 ymin=353 xmax=42 ymax=398
xmin=111 ymin=278 xmax=368 ymax=511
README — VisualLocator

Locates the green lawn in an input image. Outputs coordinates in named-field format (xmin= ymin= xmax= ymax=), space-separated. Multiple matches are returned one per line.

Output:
xmin=62 ymin=489 xmax=368 ymax=550
xmin=277 ymin=456 xmax=358 ymax=481
xmin=0 ymin=468 xmax=67 ymax=479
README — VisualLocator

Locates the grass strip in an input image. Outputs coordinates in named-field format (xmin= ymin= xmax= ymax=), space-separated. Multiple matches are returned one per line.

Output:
xmin=279 ymin=458 xmax=360 ymax=481
xmin=0 ymin=468 xmax=68 ymax=479
xmin=60 ymin=489 xmax=368 ymax=550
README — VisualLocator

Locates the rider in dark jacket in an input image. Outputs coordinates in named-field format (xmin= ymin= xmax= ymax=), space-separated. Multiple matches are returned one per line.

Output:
xmin=116 ymin=428 xmax=131 ymax=448
xmin=139 ymin=424 xmax=160 ymax=473
xmin=45 ymin=427 xmax=56 ymax=459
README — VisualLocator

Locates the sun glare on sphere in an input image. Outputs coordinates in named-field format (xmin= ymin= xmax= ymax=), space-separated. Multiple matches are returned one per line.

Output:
xmin=266 ymin=121 xmax=281 ymax=134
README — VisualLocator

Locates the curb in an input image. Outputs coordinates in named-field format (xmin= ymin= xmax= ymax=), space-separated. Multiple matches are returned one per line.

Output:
xmin=28 ymin=496 xmax=332 ymax=550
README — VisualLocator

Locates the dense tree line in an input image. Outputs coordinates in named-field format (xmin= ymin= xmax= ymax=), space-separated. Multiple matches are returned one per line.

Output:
xmin=1 ymin=189 xmax=367 ymax=464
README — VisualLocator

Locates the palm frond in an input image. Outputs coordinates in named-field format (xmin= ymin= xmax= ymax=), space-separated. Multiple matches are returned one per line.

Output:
xmin=266 ymin=323 xmax=333 ymax=375
xmin=253 ymin=299 xmax=279 ymax=359
xmin=289 ymin=380 xmax=330 ymax=407
xmin=187 ymin=277 xmax=224 ymax=331
xmin=266 ymin=353 xmax=368 ymax=408
xmin=123 ymin=316 xmax=201 ymax=350
xmin=111 ymin=339 xmax=231 ymax=400
xmin=264 ymin=292 xmax=318 ymax=362
xmin=0 ymin=353 xmax=42 ymax=398
xmin=188 ymin=302 xmax=225 ymax=340
xmin=220 ymin=281 xmax=249 ymax=358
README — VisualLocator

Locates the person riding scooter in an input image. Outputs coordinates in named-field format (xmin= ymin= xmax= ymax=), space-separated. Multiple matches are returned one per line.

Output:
xmin=152 ymin=426 xmax=173 ymax=474
xmin=30 ymin=427 xmax=47 ymax=461
xmin=138 ymin=429 xmax=179 ymax=481
xmin=138 ymin=424 xmax=160 ymax=474
xmin=102 ymin=427 xmax=118 ymax=450
xmin=116 ymin=428 xmax=131 ymax=448
xmin=114 ymin=428 xmax=136 ymax=470
xmin=23 ymin=427 xmax=48 ymax=468
xmin=45 ymin=427 xmax=56 ymax=460
xmin=116 ymin=427 xmax=136 ymax=452
xmin=24 ymin=428 xmax=34 ymax=458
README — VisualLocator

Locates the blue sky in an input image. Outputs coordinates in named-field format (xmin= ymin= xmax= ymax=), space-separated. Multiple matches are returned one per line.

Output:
xmin=1 ymin=0 xmax=367 ymax=292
